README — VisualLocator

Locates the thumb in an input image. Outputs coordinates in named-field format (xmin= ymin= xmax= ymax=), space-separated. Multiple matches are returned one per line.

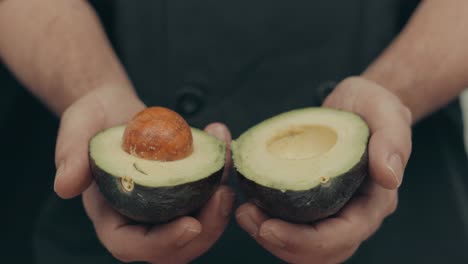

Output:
xmin=54 ymin=89 xmax=145 ymax=199
xmin=204 ymin=123 xmax=232 ymax=183
xmin=324 ymin=77 xmax=412 ymax=189
xmin=54 ymin=94 xmax=105 ymax=199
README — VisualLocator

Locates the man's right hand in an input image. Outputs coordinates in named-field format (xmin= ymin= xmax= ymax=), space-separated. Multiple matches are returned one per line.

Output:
xmin=54 ymin=87 xmax=235 ymax=263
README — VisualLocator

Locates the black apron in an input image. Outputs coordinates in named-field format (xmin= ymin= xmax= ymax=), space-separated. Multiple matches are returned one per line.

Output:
xmin=27 ymin=0 xmax=468 ymax=263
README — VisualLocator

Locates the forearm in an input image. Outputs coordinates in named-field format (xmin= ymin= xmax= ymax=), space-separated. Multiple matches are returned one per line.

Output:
xmin=363 ymin=0 xmax=468 ymax=122
xmin=0 ymin=0 xmax=136 ymax=115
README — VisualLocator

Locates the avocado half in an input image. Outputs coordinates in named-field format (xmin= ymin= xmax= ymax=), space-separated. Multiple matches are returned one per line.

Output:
xmin=232 ymin=107 xmax=369 ymax=223
xmin=89 ymin=126 xmax=225 ymax=223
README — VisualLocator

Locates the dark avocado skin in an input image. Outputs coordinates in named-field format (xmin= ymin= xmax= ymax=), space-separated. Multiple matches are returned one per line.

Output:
xmin=237 ymin=150 xmax=368 ymax=223
xmin=90 ymin=156 xmax=223 ymax=223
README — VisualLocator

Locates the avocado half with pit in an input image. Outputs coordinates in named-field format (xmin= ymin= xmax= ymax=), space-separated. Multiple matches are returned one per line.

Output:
xmin=232 ymin=107 xmax=369 ymax=223
xmin=89 ymin=108 xmax=225 ymax=223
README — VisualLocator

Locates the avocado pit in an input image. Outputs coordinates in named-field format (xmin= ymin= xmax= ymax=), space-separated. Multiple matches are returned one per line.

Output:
xmin=89 ymin=106 xmax=225 ymax=223
xmin=122 ymin=106 xmax=193 ymax=161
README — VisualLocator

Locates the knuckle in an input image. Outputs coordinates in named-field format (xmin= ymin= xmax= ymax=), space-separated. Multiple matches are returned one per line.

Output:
xmin=387 ymin=192 xmax=399 ymax=215
xmin=342 ymin=232 xmax=364 ymax=253
xmin=365 ymin=212 xmax=385 ymax=240
xmin=95 ymin=231 xmax=136 ymax=263
xmin=401 ymin=125 xmax=413 ymax=149
xmin=318 ymin=243 xmax=359 ymax=264
xmin=60 ymin=105 xmax=73 ymax=120
xmin=335 ymin=245 xmax=361 ymax=264
xmin=330 ymin=78 xmax=362 ymax=111
xmin=339 ymin=240 xmax=358 ymax=255
xmin=107 ymin=246 xmax=134 ymax=263
xmin=55 ymin=107 xmax=76 ymax=157
xmin=315 ymin=239 xmax=334 ymax=253
xmin=338 ymin=77 xmax=357 ymax=90
xmin=403 ymin=135 xmax=413 ymax=164
xmin=366 ymin=219 xmax=383 ymax=240
xmin=59 ymin=103 xmax=82 ymax=126
xmin=399 ymin=104 xmax=413 ymax=125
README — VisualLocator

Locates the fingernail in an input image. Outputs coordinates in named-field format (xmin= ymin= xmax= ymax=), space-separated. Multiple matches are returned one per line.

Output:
xmin=176 ymin=227 xmax=201 ymax=248
xmin=260 ymin=229 xmax=286 ymax=248
xmin=220 ymin=190 xmax=236 ymax=217
xmin=236 ymin=212 xmax=259 ymax=237
xmin=387 ymin=153 xmax=403 ymax=188
xmin=206 ymin=124 xmax=228 ymax=141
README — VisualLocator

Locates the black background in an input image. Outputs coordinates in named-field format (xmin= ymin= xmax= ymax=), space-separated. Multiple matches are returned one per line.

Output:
xmin=4 ymin=1 xmax=468 ymax=264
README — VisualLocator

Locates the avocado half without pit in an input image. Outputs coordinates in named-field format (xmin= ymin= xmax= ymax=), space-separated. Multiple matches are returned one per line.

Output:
xmin=89 ymin=107 xmax=225 ymax=223
xmin=232 ymin=107 xmax=369 ymax=223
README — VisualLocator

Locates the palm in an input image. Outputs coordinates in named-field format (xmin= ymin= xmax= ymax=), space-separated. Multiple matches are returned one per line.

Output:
xmin=236 ymin=77 xmax=412 ymax=264
xmin=54 ymin=88 xmax=235 ymax=263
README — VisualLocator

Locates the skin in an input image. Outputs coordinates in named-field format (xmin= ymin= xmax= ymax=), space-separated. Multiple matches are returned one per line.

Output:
xmin=1 ymin=0 xmax=467 ymax=263
xmin=61 ymin=88 xmax=236 ymax=264
xmin=236 ymin=78 xmax=409 ymax=263
xmin=235 ymin=1 xmax=468 ymax=263
xmin=0 ymin=1 xmax=234 ymax=263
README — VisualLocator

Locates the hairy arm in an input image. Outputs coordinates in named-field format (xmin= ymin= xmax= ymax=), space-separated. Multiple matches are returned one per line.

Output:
xmin=237 ymin=2 xmax=468 ymax=263
xmin=0 ymin=0 xmax=137 ymax=115
xmin=363 ymin=0 xmax=468 ymax=122
xmin=0 ymin=4 xmax=236 ymax=262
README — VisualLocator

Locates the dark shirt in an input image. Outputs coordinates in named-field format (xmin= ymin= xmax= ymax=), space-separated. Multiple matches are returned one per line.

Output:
xmin=2 ymin=0 xmax=467 ymax=263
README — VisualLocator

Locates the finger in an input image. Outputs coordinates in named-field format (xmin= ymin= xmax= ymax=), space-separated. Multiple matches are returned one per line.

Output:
xmin=323 ymin=77 xmax=412 ymax=189
xmin=83 ymin=183 xmax=202 ymax=263
xmin=54 ymin=94 xmax=107 ymax=199
xmin=236 ymin=204 xmax=299 ymax=263
xmin=181 ymin=186 xmax=236 ymax=259
xmin=355 ymin=92 xmax=412 ymax=189
xmin=368 ymin=125 xmax=411 ymax=189
xmin=204 ymin=122 xmax=232 ymax=183
xmin=54 ymin=88 xmax=145 ymax=199
xmin=235 ymin=203 xmax=269 ymax=237
xmin=254 ymin=182 xmax=397 ymax=263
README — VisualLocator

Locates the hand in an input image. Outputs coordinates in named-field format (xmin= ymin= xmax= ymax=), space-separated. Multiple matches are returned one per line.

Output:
xmin=54 ymin=87 xmax=235 ymax=263
xmin=236 ymin=77 xmax=412 ymax=264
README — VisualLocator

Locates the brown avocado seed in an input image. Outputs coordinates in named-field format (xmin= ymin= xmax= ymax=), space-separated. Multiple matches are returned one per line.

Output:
xmin=122 ymin=107 xmax=193 ymax=161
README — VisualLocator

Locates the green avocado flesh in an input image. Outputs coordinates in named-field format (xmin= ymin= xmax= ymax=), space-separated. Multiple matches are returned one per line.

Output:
xmin=89 ymin=126 xmax=225 ymax=223
xmin=232 ymin=107 xmax=369 ymax=223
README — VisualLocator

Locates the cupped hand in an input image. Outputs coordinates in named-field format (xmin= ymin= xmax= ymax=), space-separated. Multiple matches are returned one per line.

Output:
xmin=54 ymin=86 xmax=235 ymax=263
xmin=236 ymin=76 xmax=412 ymax=264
